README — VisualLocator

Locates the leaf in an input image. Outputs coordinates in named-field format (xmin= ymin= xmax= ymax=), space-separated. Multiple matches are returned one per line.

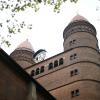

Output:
xmin=0 ymin=23 xmax=2 ymax=27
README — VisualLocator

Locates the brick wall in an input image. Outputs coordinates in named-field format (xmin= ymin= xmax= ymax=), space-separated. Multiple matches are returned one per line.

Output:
xmin=50 ymin=81 xmax=100 ymax=100
xmin=26 ymin=47 xmax=100 ymax=100
xmin=10 ymin=49 xmax=35 ymax=69
xmin=0 ymin=56 xmax=55 ymax=100
xmin=36 ymin=62 xmax=100 ymax=91
xmin=26 ymin=47 xmax=100 ymax=79
xmin=0 ymin=59 xmax=29 ymax=100
xmin=63 ymin=32 xmax=98 ymax=51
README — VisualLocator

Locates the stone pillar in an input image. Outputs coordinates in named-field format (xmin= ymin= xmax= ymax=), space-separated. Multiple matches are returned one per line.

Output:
xmin=27 ymin=82 xmax=37 ymax=100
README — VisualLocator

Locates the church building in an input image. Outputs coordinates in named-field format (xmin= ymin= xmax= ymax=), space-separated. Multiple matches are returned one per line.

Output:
xmin=4 ymin=15 xmax=100 ymax=100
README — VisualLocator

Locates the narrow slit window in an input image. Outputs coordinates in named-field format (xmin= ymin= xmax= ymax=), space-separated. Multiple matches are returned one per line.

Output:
xmin=75 ymin=69 xmax=78 ymax=75
xmin=73 ymin=39 xmax=76 ymax=43
xmin=74 ymin=53 xmax=77 ymax=59
xmin=69 ymin=41 xmax=73 ymax=46
xmin=70 ymin=55 xmax=73 ymax=60
xmin=76 ymin=89 xmax=80 ymax=96
xmin=70 ymin=70 xmax=74 ymax=77
xmin=71 ymin=91 xmax=75 ymax=97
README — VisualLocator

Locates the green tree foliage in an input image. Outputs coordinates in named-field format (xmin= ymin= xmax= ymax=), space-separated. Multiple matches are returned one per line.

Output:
xmin=0 ymin=0 xmax=78 ymax=47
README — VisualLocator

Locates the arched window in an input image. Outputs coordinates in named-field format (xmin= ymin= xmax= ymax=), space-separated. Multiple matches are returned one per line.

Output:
xmin=31 ymin=70 xmax=35 ymax=76
xmin=48 ymin=63 xmax=53 ymax=70
xmin=59 ymin=58 xmax=64 ymax=65
xmin=54 ymin=60 xmax=58 ymax=67
xmin=35 ymin=68 xmax=40 ymax=75
xmin=40 ymin=66 xmax=44 ymax=73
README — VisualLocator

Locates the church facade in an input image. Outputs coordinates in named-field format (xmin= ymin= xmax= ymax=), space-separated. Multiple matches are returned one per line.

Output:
xmin=10 ymin=15 xmax=100 ymax=100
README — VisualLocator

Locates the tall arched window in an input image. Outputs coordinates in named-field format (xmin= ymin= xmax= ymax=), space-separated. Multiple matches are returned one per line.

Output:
xmin=54 ymin=60 xmax=58 ymax=67
xmin=35 ymin=68 xmax=40 ymax=75
xmin=48 ymin=63 xmax=53 ymax=70
xmin=40 ymin=66 xmax=44 ymax=73
xmin=59 ymin=58 xmax=64 ymax=65
xmin=31 ymin=70 xmax=35 ymax=76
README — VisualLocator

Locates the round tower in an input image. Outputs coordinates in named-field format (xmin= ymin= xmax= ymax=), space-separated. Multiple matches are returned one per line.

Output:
xmin=62 ymin=15 xmax=100 ymax=100
xmin=10 ymin=39 xmax=35 ymax=69
xmin=63 ymin=14 xmax=99 ymax=51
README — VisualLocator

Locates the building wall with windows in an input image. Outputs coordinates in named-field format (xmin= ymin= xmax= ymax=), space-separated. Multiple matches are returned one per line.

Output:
xmin=26 ymin=47 xmax=100 ymax=100
xmin=63 ymin=32 xmax=98 ymax=51
xmin=11 ymin=15 xmax=100 ymax=100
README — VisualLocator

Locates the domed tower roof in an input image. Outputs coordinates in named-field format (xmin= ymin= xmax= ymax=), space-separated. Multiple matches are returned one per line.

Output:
xmin=10 ymin=39 xmax=35 ymax=69
xmin=63 ymin=14 xmax=97 ymax=51
xmin=16 ymin=39 xmax=34 ymax=51
xmin=71 ymin=14 xmax=88 ymax=22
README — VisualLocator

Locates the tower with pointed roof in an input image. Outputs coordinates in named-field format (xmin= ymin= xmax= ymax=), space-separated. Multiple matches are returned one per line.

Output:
xmin=10 ymin=15 xmax=100 ymax=100
xmin=10 ymin=39 xmax=35 ymax=69
xmin=25 ymin=15 xmax=100 ymax=100
xmin=63 ymin=14 xmax=98 ymax=51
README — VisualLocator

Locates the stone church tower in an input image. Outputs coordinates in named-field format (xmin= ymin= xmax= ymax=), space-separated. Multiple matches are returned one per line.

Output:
xmin=10 ymin=39 xmax=35 ymax=69
xmin=63 ymin=14 xmax=99 ymax=51
xmin=11 ymin=15 xmax=100 ymax=100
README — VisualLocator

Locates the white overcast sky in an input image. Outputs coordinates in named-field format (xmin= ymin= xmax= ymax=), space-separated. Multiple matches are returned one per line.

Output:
xmin=2 ymin=0 xmax=100 ymax=58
